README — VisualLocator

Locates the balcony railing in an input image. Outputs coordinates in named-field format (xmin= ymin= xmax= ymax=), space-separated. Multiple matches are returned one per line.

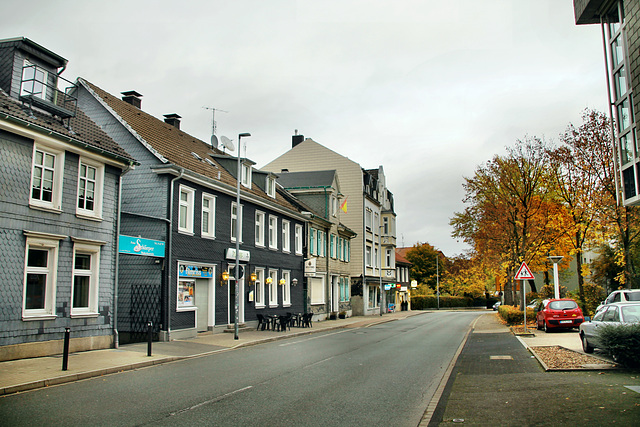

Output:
xmin=20 ymin=64 xmax=77 ymax=119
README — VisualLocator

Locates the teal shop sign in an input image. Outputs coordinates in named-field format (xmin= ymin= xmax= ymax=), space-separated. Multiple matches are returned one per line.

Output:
xmin=119 ymin=235 xmax=165 ymax=257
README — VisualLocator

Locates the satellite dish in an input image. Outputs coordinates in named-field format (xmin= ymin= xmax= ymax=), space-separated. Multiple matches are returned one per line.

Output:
xmin=210 ymin=134 xmax=219 ymax=148
xmin=220 ymin=135 xmax=235 ymax=152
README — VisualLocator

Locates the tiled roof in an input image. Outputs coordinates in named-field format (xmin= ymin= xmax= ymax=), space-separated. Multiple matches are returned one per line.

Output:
xmin=395 ymin=248 xmax=412 ymax=266
xmin=80 ymin=79 xmax=299 ymax=212
xmin=0 ymin=89 xmax=135 ymax=164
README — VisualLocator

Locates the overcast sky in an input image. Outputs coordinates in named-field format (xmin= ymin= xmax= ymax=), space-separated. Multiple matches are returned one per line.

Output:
xmin=4 ymin=0 xmax=608 ymax=256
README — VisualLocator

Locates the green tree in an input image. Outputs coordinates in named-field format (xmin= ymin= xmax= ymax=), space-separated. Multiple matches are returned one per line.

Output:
xmin=405 ymin=243 xmax=445 ymax=293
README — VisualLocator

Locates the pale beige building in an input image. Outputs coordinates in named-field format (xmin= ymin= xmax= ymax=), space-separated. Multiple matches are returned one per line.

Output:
xmin=263 ymin=136 xmax=397 ymax=316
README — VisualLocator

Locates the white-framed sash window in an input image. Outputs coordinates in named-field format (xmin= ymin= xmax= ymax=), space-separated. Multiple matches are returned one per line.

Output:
xmin=202 ymin=193 xmax=216 ymax=238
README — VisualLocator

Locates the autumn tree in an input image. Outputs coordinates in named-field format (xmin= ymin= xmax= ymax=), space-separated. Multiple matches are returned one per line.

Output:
xmin=561 ymin=109 xmax=640 ymax=288
xmin=405 ymin=243 xmax=446 ymax=294
xmin=451 ymin=137 xmax=572 ymax=305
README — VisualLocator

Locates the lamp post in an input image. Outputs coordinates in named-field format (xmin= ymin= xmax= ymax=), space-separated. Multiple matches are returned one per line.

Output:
xmin=548 ymin=256 xmax=563 ymax=299
xmin=234 ymin=132 xmax=251 ymax=340
xmin=379 ymin=225 xmax=383 ymax=316
xmin=436 ymin=253 xmax=440 ymax=310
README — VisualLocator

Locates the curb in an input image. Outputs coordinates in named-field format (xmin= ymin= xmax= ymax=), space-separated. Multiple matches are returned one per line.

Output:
xmin=515 ymin=337 xmax=619 ymax=372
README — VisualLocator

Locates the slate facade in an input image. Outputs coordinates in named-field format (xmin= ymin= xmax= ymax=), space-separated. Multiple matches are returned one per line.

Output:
xmin=574 ymin=0 xmax=640 ymax=205
xmin=0 ymin=38 xmax=136 ymax=360
xmin=76 ymin=81 xmax=307 ymax=342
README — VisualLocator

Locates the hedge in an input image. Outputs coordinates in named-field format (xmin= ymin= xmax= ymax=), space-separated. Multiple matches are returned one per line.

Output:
xmin=497 ymin=305 xmax=536 ymax=325
xmin=597 ymin=324 xmax=640 ymax=368
xmin=411 ymin=295 xmax=495 ymax=310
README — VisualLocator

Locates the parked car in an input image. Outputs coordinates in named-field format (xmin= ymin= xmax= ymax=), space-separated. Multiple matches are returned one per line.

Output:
xmin=579 ymin=302 xmax=640 ymax=353
xmin=596 ymin=289 xmax=640 ymax=311
xmin=492 ymin=301 xmax=501 ymax=311
xmin=536 ymin=299 xmax=585 ymax=333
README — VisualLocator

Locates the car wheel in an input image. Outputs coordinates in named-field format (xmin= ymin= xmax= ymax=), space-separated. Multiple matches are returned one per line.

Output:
xmin=581 ymin=333 xmax=594 ymax=353
xmin=544 ymin=321 xmax=551 ymax=333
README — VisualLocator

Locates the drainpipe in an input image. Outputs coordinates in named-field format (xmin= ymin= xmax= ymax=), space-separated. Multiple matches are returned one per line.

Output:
xmin=166 ymin=168 xmax=185 ymax=340
xmin=114 ymin=164 xmax=133 ymax=349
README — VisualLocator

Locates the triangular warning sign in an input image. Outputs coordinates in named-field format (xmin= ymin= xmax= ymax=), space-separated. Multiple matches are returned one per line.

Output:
xmin=515 ymin=261 xmax=535 ymax=280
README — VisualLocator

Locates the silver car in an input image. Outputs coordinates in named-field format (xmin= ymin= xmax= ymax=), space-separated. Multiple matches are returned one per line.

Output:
xmin=596 ymin=289 xmax=640 ymax=311
xmin=579 ymin=302 xmax=640 ymax=353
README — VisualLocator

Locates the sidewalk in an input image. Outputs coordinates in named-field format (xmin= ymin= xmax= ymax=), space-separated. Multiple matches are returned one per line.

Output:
xmin=427 ymin=313 xmax=640 ymax=426
xmin=0 ymin=310 xmax=417 ymax=396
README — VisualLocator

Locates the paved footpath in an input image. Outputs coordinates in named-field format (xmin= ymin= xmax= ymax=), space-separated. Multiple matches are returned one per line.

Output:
xmin=0 ymin=311 xmax=417 ymax=396
xmin=426 ymin=314 xmax=640 ymax=426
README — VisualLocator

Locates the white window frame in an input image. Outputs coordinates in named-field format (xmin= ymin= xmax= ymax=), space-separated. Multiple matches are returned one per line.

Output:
xmin=386 ymin=248 xmax=392 ymax=268
xmin=331 ymin=195 xmax=338 ymax=217
xmin=330 ymin=234 xmax=336 ymax=258
xmin=23 ymin=233 xmax=64 ymax=320
xmin=282 ymin=270 xmax=291 ymax=306
xmin=231 ymin=202 xmax=243 ymax=243
xmin=368 ymin=285 xmax=379 ymax=309
xmin=30 ymin=144 xmax=64 ymax=212
xmin=282 ymin=220 xmax=290 ymax=253
xmin=365 ymin=208 xmax=373 ymax=230
xmin=366 ymin=244 xmax=372 ymax=267
xmin=178 ymin=185 xmax=195 ymax=234
xmin=295 ymin=224 xmax=303 ymax=255
xmin=269 ymin=215 xmax=278 ymax=250
xmin=71 ymin=242 xmax=101 ymax=317
xmin=201 ymin=193 xmax=216 ymax=238
xmin=76 ymin=157 xmax=104 ymax=220
xmin=255 ymin=211 xmax=265 ymax=247
xmin=317 ymin=230 xmax=325 ymax=257
xmin=268 ymin=269 xmax=278 ymax=307
xmin=309 ymin=227 xmax=316 ymax=256
xmin=241 ymin=163 xmax=252 ymax=188
xmin=266 ymin=176 xmax=276 ymax=198
xmin=254 ymin=268 xmax=266 ymax=308
xmin=21 ymin=59 xmax=48 ymax=99
xmin=338 ymin=237 xmax=343 ymax=261
xmin=309 ymin=276 xmax=325 ymax=305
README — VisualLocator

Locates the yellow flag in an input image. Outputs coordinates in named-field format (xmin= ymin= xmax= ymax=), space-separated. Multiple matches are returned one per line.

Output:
xmin=340 ymin=197 xmax=347 ymax=213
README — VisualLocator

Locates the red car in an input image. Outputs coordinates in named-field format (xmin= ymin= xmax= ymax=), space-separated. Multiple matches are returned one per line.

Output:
xmin=536 ymin=298 xmax=585 ymax=332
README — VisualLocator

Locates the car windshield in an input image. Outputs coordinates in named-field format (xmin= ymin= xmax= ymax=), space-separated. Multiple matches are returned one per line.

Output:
xmin=621 ymin=305 xmax=640 ymax=323
xmin=624 ymin=292 xmax=640 ymax=302
xmin=548 ymin=300 xmax=578 ymax=310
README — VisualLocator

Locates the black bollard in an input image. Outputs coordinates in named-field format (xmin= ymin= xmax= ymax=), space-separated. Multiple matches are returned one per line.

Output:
xmin=147 ymin=321 xmax=153 ymax=356
xmin=62 ymin=328 xmax=70 ymax=371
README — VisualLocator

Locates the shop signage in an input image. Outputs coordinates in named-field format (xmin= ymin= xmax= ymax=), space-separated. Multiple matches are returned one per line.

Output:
xmin=179 ymin=264 xmax=214 ymax=278
xmin=119 ymin=235 xmax=165 ymax=257
xmin=304 ymin=257 xmax=317 ymax=276
xmin=225 ymin=248 xmax=251 ymax=262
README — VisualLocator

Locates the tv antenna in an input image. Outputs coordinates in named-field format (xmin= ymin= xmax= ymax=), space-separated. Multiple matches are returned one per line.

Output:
xmin=203 ymin=106 xmax=228 ymax=149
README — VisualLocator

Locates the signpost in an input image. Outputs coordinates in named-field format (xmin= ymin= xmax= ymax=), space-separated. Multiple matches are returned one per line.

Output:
xmin=515 ymin=261 xmax=535 ymax=333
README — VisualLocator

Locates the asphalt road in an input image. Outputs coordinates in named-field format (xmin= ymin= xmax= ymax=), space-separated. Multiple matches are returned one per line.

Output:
xmin=0 ymin=311 xmax=483 ymax=426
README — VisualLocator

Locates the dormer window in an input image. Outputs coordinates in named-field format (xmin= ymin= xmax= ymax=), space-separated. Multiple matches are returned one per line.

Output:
xmin=266 ymin=176 xmax=276 ymax=198
xmin=21 ymin=60 xmax=48 ymax=100
xmin=241 ymin=163 xmax=252 ymax=188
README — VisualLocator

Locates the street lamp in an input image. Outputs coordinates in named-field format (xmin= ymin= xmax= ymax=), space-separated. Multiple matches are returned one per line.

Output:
xmin=379 ymin=225 xmax=383 ymax=316
xmin=548 ymin=256 xmax=563 ymax=299
xmin=436 ymin=253 xmax=440 ymax=310
xmin=234 ymin=132 xmax=251 ymax=340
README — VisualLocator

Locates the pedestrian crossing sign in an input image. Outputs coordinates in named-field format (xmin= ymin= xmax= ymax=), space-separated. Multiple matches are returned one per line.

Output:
xmin=514 ymin=261 xmax=535 ymax=280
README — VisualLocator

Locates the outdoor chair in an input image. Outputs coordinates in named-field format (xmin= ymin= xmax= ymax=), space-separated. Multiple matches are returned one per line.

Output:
xmin=256 ymin=314 xmax=268 ymax=331
xmin=302 ymin=312 xmax=313 ymax=328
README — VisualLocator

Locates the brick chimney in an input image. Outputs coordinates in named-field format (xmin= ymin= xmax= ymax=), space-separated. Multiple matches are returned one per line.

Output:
xmin=163 ymin=113 xmax=181 ymax=129
xmin=121 ymin=90 xmax=142 ymax=108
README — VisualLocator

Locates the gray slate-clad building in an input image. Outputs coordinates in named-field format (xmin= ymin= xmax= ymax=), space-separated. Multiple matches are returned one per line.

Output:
xmin=574 ymin=0 xmax=640 ymax=205
xmin=276 ymin=170 xmax=356 ymax=320
xmin=0 ymin=38 xmax=136 ymax=361
xmin=75 ymin=79 xmax=307 ymax=342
